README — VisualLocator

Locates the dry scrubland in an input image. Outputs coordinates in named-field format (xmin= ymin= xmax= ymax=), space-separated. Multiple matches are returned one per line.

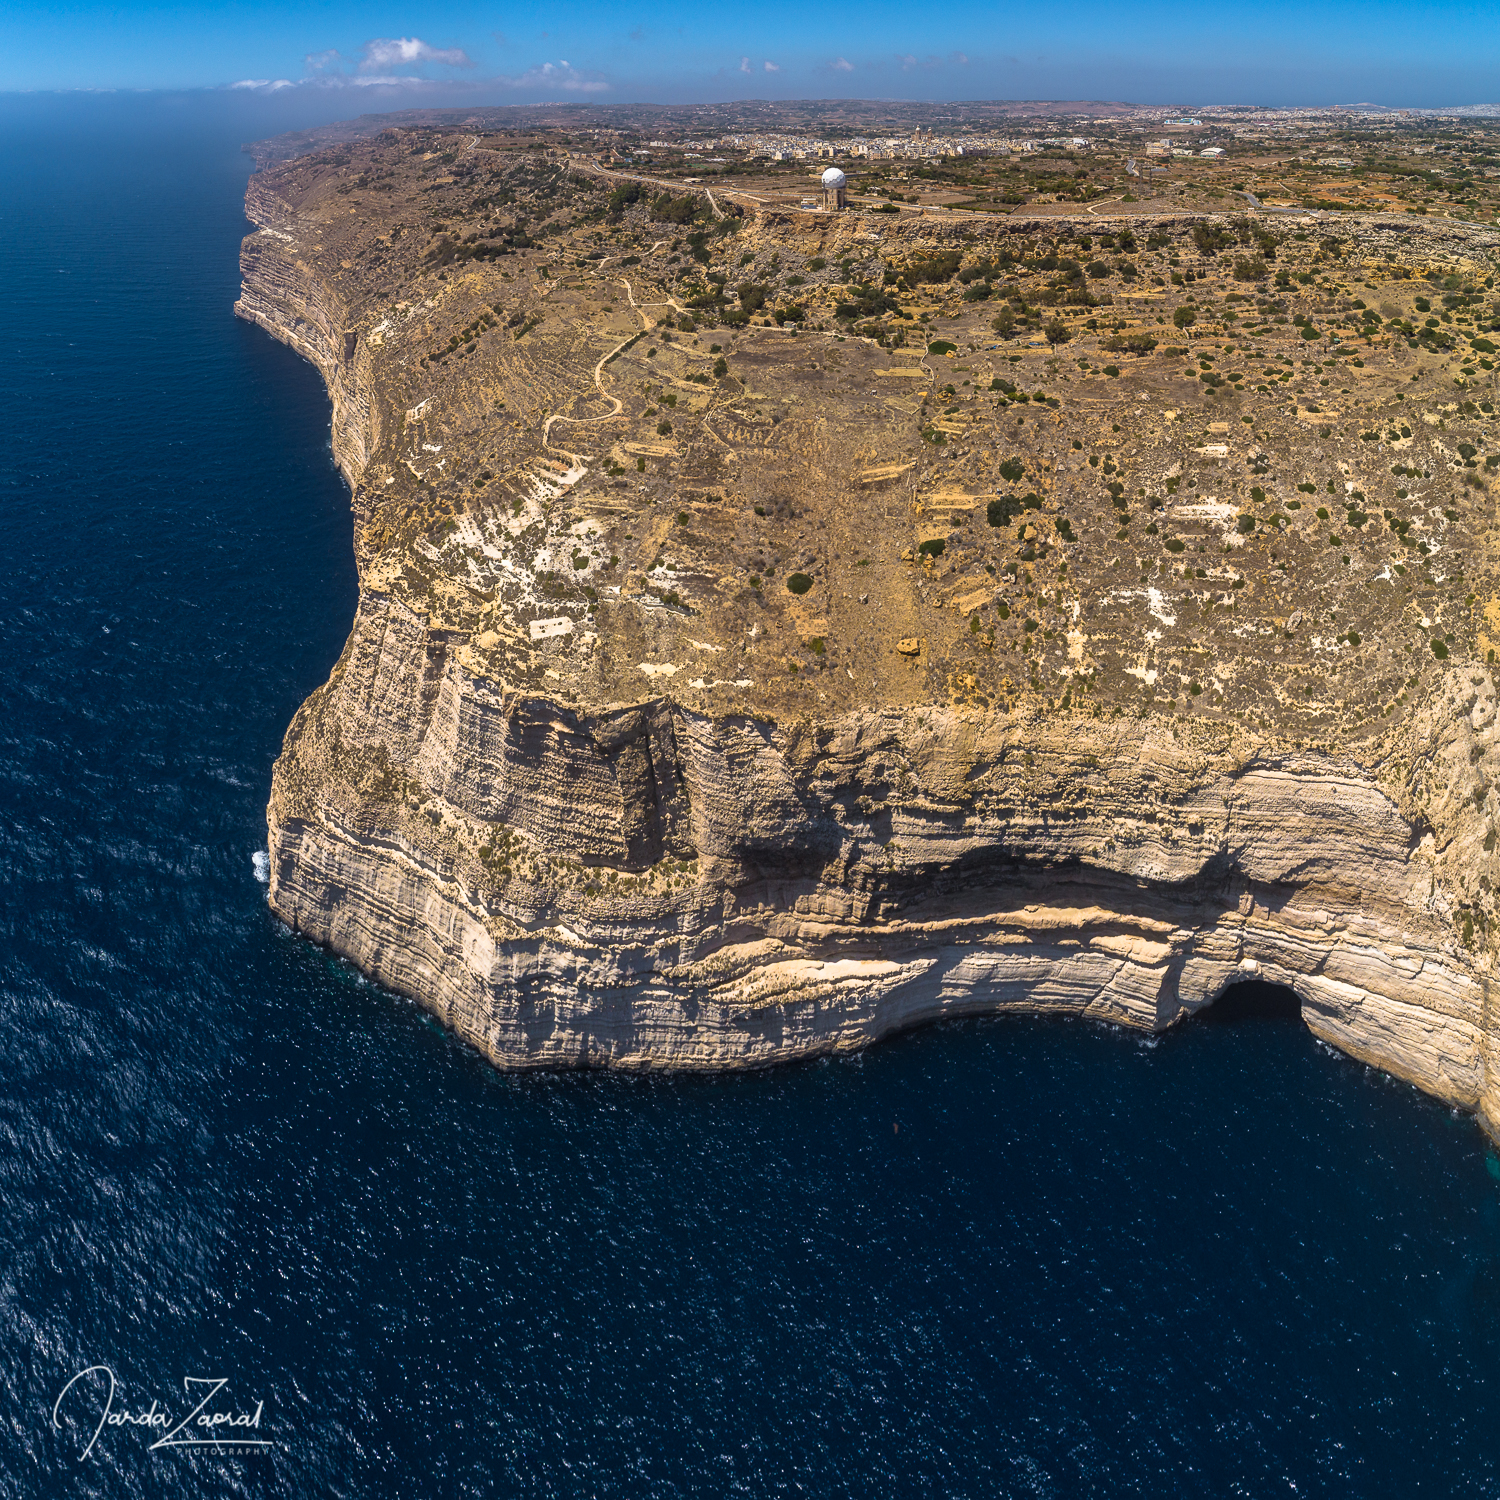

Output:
xmin=237 ymin=118 xmax=1500 ymax=1135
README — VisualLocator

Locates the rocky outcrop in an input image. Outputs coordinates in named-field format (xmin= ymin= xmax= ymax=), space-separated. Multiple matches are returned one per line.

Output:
xmin=237 ymin=149 xmax=1500 ymax=1142
xmin=263 ymin=577 xmax=1499 ymax=1129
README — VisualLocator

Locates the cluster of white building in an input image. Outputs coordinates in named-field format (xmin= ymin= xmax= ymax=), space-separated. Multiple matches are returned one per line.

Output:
xmin=696 ymin=129 xmax=1091 ymax=161
xmin=1145 ymin=140 xmax=1227 ymax=158
xmin=591 ymin=107 xmax=1427 ymax=171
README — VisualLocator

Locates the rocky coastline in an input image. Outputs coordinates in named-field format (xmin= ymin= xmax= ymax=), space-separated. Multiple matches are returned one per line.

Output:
xmin=236 ymin=126 xmax=1500 ymax=1136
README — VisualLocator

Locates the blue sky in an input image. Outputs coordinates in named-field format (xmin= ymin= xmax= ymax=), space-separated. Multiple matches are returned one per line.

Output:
xmin=4 ymin=0 xmax=1498 ymax=105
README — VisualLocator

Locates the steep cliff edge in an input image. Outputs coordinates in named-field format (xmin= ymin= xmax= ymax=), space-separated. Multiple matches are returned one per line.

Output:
xmin=237 ymin=125 xmax=1500 ymax=1135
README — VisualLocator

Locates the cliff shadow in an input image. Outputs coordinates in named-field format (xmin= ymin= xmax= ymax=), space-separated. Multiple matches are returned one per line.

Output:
xmin=1195 ymin=979 xmax=1304 ymax=1025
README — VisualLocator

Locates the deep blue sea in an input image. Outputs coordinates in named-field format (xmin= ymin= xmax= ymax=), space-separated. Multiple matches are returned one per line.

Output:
xmin=3 ymin=91 xmax=1500 ymax=1498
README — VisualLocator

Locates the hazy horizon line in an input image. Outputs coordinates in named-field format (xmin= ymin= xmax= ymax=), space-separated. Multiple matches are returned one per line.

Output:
xmin=2 ymin=86 xmax=1498 ymax=113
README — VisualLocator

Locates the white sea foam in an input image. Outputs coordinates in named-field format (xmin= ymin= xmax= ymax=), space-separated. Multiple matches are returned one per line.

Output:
xmin=252 ymin=850 xmax=270 ymax=885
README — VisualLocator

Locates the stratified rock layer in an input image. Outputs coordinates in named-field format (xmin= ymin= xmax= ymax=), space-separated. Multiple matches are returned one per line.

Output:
xmin=237 ymin=124 xmax=1500 ymax=1136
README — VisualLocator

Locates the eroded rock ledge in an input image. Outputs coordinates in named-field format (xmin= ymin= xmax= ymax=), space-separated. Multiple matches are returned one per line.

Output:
xmin=237 ymin=124 xmax=1500 ymax=1136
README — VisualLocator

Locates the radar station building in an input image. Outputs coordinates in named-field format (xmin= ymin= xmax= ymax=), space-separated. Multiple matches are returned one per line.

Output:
xmin=820 ymin=166 xmax=847 ymax=211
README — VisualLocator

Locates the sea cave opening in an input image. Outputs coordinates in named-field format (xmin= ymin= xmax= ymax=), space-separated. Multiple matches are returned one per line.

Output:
xmin=1196 ymin=978 xmax=1304 ymax=1025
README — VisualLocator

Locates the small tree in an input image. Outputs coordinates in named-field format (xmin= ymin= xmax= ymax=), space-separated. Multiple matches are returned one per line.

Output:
xmin=1173 ymin=306 xmax=1197 ymax=330
xmin=1044 ymin=320 xmax=1071 ymax=346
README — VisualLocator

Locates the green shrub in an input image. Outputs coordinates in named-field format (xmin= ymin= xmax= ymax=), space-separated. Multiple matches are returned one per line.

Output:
xmin=902 ymin=251 xmax=962 ymax=284
xmin=786 ymin=573 xmax=813 ymax=595
xmin=918 ymin=538 xmax=946 ymax=558
xmin=1192 ymin=223 xmax=1235 ymax=254
xmin=1165 ymin=538 xmax=1186 ymax=552
xmin=928 ymin=340 xmax=957 ymax=355
xmin=1432 ymin=638 xmax=1449 ymax=659
xmin=1102 ymin=333 xmax=1158 ymax=355
xmin=651 ymin=192 xmax=699 ymax=224
xmin=998 ymin=458 xmax=1025 ymax=482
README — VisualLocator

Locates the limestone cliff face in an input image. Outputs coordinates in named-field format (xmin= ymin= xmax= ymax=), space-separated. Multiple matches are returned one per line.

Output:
xmin=266 ymin=585 xmax=1496 ymax=1121
xmin=235 ymin=177 xmax=379 ymax=498
xmin=238 ymin=158 xmax=1500 ymax=1139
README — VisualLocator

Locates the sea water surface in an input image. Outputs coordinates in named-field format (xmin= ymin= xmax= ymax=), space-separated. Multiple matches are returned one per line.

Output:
xmin=2 ymin=92 xmax=1500 ymax=1498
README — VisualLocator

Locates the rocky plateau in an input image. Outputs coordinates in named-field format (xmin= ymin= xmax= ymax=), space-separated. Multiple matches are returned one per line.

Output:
xmin=236 ymin=119 xmax=1500 ymax=1136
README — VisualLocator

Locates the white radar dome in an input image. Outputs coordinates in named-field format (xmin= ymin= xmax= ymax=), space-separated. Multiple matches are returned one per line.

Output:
xmin=820 ymin=166 xmax=847 ymax=189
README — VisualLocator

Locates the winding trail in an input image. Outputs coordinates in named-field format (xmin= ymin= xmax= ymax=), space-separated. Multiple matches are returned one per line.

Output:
xmin=535 ymin=174 xmax=972 ymax=463
xmin=540 ymin=272 xmax=686 ymax=460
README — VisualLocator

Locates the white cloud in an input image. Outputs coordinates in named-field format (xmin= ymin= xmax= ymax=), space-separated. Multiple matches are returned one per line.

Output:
xmin=359 ymin=37 xmax=473 ymax=73
xmin=764 ymin=60 xmax=780 ymax=72
xmin=952 ymin=51 xmax=970 ymax=65
xmin=897 ymin=53 xmax=917 ymax=70
xmin=246 ymin=34 xmax=481 ymax=91
xmin=831 ymin=56 xmax=854 ymax=72
xmin=233 ymin=37 xmax=605 ymax=95
xmin=739 ymin=56 xmax=751 ymax=73
xmin=497 ymin=60 xmax=609 ymax=93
